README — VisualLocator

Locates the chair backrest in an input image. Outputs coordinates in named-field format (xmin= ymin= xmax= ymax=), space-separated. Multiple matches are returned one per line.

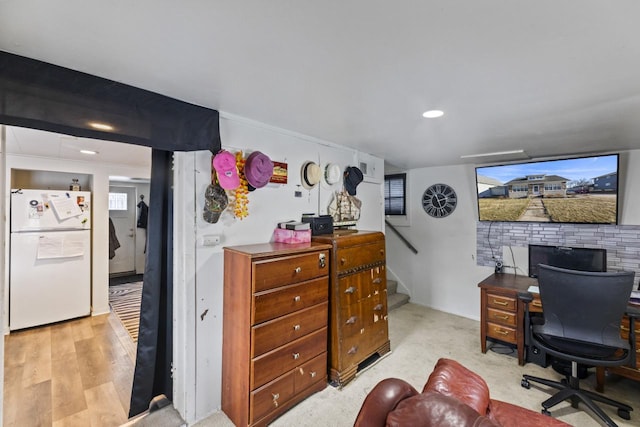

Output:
xmin=537 ymin=264 xmax=635 ymax=347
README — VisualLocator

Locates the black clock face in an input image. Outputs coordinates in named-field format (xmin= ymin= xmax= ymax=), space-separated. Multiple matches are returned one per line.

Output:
xmin=422 ymin=184 xmax=457 ymax=218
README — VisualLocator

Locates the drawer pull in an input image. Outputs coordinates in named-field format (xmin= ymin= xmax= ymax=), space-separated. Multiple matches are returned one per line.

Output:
xmin=494 ymin=329 xmax=509 ymax=336
xmin=319 ymin=253 xmax=326 ymax=268
xmin=372 ymin=278 xmax=382 ymax=284
xmin=346 ymin=316 xmax=357 ymax=325
xmin=294 ymin=295 xmax=301 ymax=302
xmin=293 ymin=352 xmax=300 ymax=360
xmin=380 ymin=249 xmax=384 ymax=256
xmin=341 ymin=258 xmax=347 ymax=265
xmin=310 ymin=371 xmax=317 ymax=378
xmin=272 ymin=393 xmax=280 ymax=408
xmin=492 ymin=299 xmax=509 ymax=306
xmin=345 ymin=286 xmax=356 ymax=294
xmin=348 ymin=346 xmax=358 ymax=355
xmin=294 ymin=267 xmax=302 ymax=274
xmin=493 ymin=314 xmax=510 ymax=320
xmin=620 ymin=325 xmax=640 ymax=333
xmin=293 ymin=324 xmax=301 ymax=331
xmin=373 ymin=304 xmax=383 ymax=311
xmin=532 ymin=301 xmax=542 ymax=307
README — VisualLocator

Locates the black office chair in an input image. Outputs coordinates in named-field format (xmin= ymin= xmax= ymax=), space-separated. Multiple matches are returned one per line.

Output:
xmin=519 ymin=264 xmax=635 ymax=427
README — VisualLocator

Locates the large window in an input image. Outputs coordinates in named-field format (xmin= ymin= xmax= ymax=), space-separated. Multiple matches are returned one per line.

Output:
xmin=384 ymin=173 xmax=406 ymax=215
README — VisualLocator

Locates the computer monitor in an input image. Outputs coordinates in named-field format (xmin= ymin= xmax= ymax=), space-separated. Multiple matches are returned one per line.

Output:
xmin=528 ymin=244 xmax=607 ymax=278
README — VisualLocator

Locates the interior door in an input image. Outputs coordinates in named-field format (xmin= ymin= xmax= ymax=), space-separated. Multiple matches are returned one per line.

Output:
xmin=109 ymin=185 xmax=137 ymax=275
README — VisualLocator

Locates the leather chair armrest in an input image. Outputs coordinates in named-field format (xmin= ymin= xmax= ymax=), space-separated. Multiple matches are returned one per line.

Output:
xmin=353 ymin=378 xmax=418 ymax=427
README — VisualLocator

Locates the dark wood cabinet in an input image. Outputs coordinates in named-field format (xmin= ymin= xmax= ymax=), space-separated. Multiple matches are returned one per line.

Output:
xmin=312 ymin=230 xmax=390 ymax=387
xmin=222 ymin=242 xmax=331 ymax=427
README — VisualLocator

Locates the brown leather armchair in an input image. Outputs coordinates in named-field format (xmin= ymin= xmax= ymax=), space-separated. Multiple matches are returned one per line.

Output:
xmin=354 ymin=358 xmax=570 ymax=427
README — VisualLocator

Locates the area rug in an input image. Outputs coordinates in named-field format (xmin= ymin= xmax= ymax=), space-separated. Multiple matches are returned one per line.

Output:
xmin=109 ymin=281 xmax=142 ymax=342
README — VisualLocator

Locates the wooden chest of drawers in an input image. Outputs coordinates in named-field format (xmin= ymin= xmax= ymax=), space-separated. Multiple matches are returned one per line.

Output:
xmin=222 ymin=242 xmax=331 ymax=427
xmin=312 ymin=230 xmax=390 ymax=387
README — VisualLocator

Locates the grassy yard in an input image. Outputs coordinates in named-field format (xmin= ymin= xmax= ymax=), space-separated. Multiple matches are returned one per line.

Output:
xmin=543 ymin=196 xmax=617 ymax=223
xmin=478 ymin=198 xmax=530 ymax=221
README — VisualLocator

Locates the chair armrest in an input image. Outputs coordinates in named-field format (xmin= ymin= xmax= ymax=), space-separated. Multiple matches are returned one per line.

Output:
xmin=353 ymin=378 xmax=418 ymax=427
xmin=517 ymin=291 xmax=533 ymax=304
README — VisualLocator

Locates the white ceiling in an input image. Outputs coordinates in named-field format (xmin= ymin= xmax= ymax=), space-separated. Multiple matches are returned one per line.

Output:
xmin=2 ymin=1 xmax=640 ymax=170
xmin=4 ymin=126 xmax=151 ymax=169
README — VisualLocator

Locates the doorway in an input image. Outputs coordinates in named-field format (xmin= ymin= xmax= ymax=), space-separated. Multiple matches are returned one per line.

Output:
xmin=109 ymin=185 xmax=138 ymax=277
xmin=2 ymin=126 xmax=151 ymax=423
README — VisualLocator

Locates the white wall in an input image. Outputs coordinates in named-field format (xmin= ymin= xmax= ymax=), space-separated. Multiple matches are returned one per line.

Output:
xmin=3 ymin=154 xmax=150 ymax=331
xmin=385 ymin=149 xmax=640 ymax=322
xmin=176 ymin=114 xmax=385 ymax=422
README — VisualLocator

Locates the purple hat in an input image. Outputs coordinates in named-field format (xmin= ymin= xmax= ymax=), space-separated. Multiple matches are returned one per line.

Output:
xmin=213 ymin=150 xmax=240 ymax=190
xmin=244 ymin=151 xmax=274 ymax=189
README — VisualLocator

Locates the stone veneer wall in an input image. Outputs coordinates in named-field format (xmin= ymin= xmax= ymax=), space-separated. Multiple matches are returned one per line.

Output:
xmin=476 ymin=222 xmax=640 ymax=285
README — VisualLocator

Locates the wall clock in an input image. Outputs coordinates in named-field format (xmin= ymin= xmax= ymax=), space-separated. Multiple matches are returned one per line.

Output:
xmin=422 ymin=183 xmax=457 ymax=218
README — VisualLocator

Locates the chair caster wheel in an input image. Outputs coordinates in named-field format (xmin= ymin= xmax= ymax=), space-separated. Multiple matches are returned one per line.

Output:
xmin=542 ymin=409 xmax=551 ymax=416
xmin=521 ymin=379 xmax=530 ymax=389
xmin=618 ymin=409 xmax=631 ymax=420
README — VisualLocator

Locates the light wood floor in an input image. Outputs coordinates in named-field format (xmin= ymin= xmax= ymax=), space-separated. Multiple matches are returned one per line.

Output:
xmin=3 ymin=312 xmax=136 ymax=427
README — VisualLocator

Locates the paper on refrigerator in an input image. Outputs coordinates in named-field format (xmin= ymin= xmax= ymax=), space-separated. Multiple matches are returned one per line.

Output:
xmin=37 ymin=234 xmax=85 ymax=259
xmin=50 ymin=196 xmax=83 ymax=220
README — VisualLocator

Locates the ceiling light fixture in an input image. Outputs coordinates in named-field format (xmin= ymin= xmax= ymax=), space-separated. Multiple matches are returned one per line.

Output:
xmin=460 ymin=149 xmax=525 ymax=159
xmin=88 ymin=122 xmax=114 ymax=131
xmin=80 ymin=149 xmax=98 ymax=155
xmin=422 ymin=110 xmax=444 ymax=118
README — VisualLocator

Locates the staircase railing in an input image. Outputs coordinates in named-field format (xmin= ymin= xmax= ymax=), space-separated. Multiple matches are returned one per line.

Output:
xmin=385 ymin=220 xmax=418 ymax=254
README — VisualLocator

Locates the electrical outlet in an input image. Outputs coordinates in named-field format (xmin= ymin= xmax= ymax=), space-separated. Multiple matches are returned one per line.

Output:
xmin=202 ymin=234 xmax=221 ymax=246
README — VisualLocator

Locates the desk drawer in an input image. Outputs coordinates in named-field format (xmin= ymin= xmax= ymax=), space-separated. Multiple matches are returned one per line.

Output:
xmin=486 ymin=293 xmax=516 ymax=311
xmin=530 ymin=296 xmax=543 ymax=313
xmin=486 ymin=322 xmax=516 ymax=344
xmin=487 ymin=308 xmax=516 ymax=327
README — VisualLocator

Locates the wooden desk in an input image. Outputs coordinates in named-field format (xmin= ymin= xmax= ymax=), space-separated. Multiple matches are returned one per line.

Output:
xmin=478 ymin=273 xmax=640 ymax=389
xmin=478 ymin=273 xmax=537 ymax=365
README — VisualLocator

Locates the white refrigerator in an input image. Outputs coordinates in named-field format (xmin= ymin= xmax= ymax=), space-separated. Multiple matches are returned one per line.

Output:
xmin=10 ymin=189 xmax=92 ymax=330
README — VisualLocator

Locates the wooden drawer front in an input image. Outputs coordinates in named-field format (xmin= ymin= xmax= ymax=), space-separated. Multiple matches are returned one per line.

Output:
xmin=336 ymin=241 xmax=385 ymax=273
xmin=252 ymin=303 xmax=328 ymax=357
xmin=339 ymin=268 xmax=387 ymax=306
xmin=251 ymin=327 xmax=327 ymax=389
xmin=339 ymin=302 xmax=366 ymax=340
xmin=486 ymin=293 xmax=516 ymax=311
xmin=253 ymin=250 xmax=329 ymax=292
xmin=487 ymin=308 xmax=516 ymax=327
xmin=340 ymin=322 xmax=388 ymax=368
xmin=620 ymin=316 xmax=638 ymax=338
xmin=530 ymin=296 xmax=543 ymax=313
xmin=253 ymin=277 xmax=328 ymax=324
xmin=338 ymin=275 xmax=365 ymax=306
xmin=294 ymin=352 xmax=326 ymax=394
xmin=486 ymin=322 xmax=516 ymax=344
xmin=250 ymin=370 xmax=295 ymax=424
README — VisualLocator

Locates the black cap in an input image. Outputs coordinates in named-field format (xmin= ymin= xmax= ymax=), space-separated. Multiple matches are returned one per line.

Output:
xmin=344 ymin=166 xmax=364 ymax=195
